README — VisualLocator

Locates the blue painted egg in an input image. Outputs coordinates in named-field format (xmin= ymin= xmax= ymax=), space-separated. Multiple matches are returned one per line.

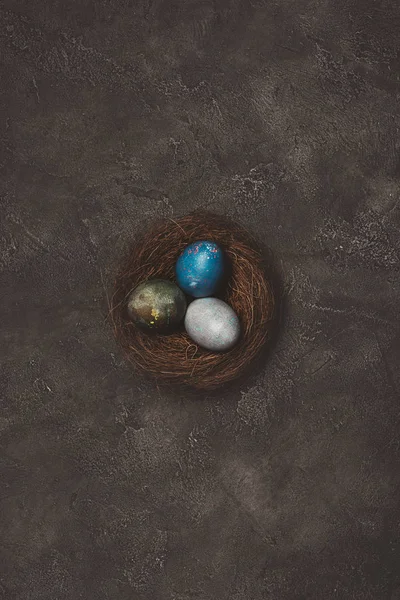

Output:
xmin=175 ymin=240 xmax=225 ymax=298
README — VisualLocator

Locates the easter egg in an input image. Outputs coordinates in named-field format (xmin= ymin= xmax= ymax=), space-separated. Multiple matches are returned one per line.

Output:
xmin=184 ymin=298 xmax=240 ymax=351
xmin=127 ymin=279 xmax=186 ymax=332
xmin=176 ymin=240 xmax=225 ymax=298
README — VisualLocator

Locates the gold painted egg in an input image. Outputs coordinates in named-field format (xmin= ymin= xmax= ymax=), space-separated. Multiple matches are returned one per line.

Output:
xmin=127 ymin=279 xmax=187 ymax=332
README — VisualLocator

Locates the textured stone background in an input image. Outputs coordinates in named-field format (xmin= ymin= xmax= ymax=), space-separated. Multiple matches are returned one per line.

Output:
xmin=1 ymin=1 xmax=400 ymax=598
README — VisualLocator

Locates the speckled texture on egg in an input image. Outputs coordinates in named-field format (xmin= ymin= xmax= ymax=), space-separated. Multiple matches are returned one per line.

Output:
xmin=185 ymin=297 xmax=240 ymax=351
xmin=127 ymin=279 xmax=186 ymax=331
xmin=176 ymin=240 xmax=225 ymax=297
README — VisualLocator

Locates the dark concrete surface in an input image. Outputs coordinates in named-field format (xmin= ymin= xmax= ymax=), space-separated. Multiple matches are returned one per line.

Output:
xmin=1 ymin=1 xmax=400 ymax=598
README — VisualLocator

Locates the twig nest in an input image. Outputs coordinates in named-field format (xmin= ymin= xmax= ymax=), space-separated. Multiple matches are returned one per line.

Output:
xmin=111 ymin=212 xmax=275 ymax=390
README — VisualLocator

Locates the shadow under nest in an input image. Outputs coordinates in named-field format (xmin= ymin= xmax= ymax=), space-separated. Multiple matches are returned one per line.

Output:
xmin=111 ymin=212 xmax=279 ymax=391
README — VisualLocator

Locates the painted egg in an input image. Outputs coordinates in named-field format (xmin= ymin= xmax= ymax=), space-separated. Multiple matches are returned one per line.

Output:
xmin=184 ymin=298 xmax=240 ymax=351
xmin=127 ymin=279 xmax=186 ymax=332
xmin=176 ymin=240 xmax=225 ymax=298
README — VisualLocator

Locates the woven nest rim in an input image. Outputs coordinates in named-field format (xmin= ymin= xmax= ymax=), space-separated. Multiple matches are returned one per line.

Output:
xmin=111 ymin=211 xmax=276 ymax=391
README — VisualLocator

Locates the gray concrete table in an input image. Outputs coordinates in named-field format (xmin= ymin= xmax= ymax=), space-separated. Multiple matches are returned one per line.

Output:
xmin=1 ymin=1 xmax=399 ymax=598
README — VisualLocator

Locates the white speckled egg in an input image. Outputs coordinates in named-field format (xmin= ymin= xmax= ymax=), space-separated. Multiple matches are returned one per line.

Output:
xmin=184 ymin=298 xmax=240 ymax=352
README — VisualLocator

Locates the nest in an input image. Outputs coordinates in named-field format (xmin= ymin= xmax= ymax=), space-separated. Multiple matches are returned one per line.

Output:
xmin=111 ymin=212 xmax=275 ymax=390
